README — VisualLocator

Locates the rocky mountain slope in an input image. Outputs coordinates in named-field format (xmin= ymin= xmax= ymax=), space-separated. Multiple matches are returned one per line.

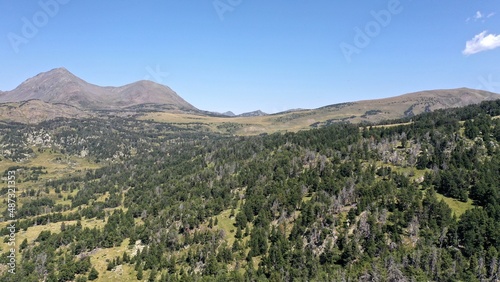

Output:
xmin=0 ymin=100 xmax=92 ymax=124
xmin=320 ymin=87 xmax=500 ymax=119
xmin=0 ymin=68 xmax=197 ymax=111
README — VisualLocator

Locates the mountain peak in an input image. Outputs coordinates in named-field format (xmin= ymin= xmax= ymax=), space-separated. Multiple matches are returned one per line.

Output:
xmin=50 ymin=67 xmax=71 ymax=73
xmin=135 ymin=79 xmax=159 ymax=85
xmin=19 ymin=67 xmax=82 ymax=88
xmin=239 ymin=110 xmax=267 ymax=117
xmin=37 ymin=67 xmax=76 ymax=79
xmin=221 ymin=111 xmax=236 ymax=117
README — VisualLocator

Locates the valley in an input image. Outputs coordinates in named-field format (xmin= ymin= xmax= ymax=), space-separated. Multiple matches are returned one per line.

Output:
xmin=0 ymin=96 xmax=499 ymax=281
xmin=0 ymin=69 xmax=500 ymax=281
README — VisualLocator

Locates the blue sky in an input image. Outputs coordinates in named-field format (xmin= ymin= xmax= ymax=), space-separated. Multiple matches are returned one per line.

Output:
xmin=1 ymin=0 xmax=499 ymax=114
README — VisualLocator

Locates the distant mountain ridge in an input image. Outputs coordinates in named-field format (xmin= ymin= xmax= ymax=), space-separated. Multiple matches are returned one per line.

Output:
xmin=219 ymin=110 xmax=267 ymax=117
xmin=239 ymin=110 xmax=267 ymax=117
xmin=0 ymin=68 xmax=499 ymax=127
xmin=0 ymin=68 xmax=198 ymax=111
xmin=319 ymin=87 xmax=500 ymax=119
xmin=351 ymin=87 xmax=498 ymax=112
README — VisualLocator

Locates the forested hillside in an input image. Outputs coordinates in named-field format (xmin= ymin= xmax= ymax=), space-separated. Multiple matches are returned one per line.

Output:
xmin=1 ymin=100 xmax=500 ymax=281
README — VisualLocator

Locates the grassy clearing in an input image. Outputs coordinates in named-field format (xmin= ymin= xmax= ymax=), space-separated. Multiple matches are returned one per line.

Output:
xmin=368 ymin=122 xmax=414 ymax=129
xmin=0 ymin=216 xmax=106 ymax=251
xmin=0 ymin=146 xmax=100 ymax=180
xmin=374 ymin=161 xmax=473 ymax=217
xmin=214 ymin=208 xmax=237 ymax=246
xmin=374 ymin=161 xmax=427 ymax=182
xmin=139 ymin=112 xmax=272 ymax=135
xmin=435 ymin=193 xmax=474 ymax=217
xmin=25 ymin=147 xmax=99 ymax=176
xmin=89 ymin=238 xmax=141 ymax=282
xmin=139 ymin=109 xmax=361 ymax=135
xmin=0 ymin=147 xmax=100 ymax=212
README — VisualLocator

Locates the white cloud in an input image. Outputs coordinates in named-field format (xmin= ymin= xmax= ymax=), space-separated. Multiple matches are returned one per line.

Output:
xmin=474 ymin=11 xmax=483 ymax=20
xmin=463 ymin=31 xmax=500 ymax=55
xmin=467 ymin=11 xmax=495 ymax=22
